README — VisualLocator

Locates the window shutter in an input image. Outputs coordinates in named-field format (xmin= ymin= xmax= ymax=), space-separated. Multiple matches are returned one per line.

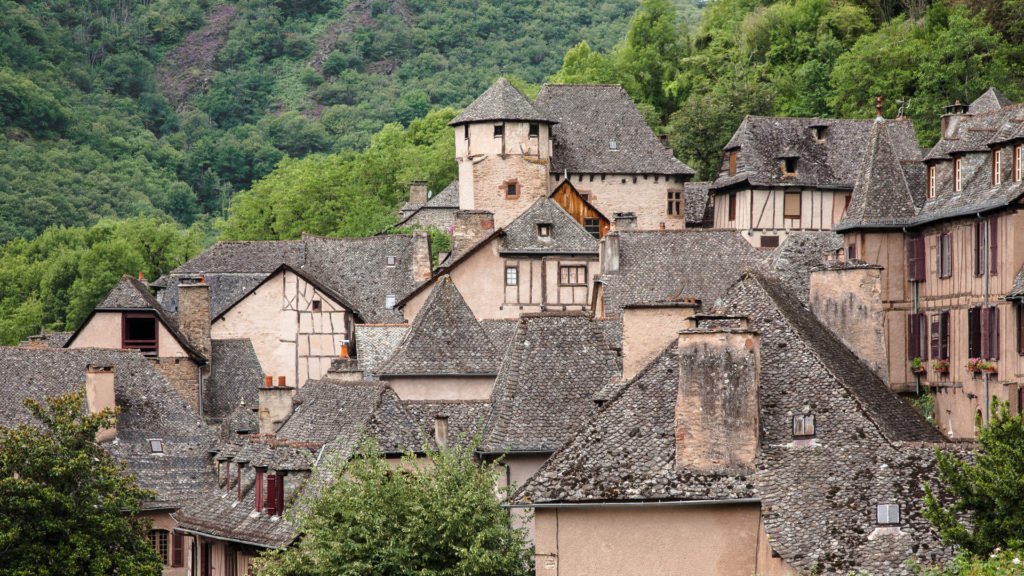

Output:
xmin=255 ymin=469 xmax=264 ymax=512
xmin=172 ymin=533 xmax=184 ymax=567
xmin=969 ymin=307 xmax=982 ymax=358
xmin=907 ymin=238 xmax=920 ymax=282
xmin=989 ymin=306 xmax=1000 ymax=360
xmin=1018 ymin=303 xmax=1024 ymax=356
xmin=940 ymin=311 xmax=950 ymax=360
xmin=941 ymin=233 xmax=952 ymax=278
xmin=975 ymin=223 xmax=985 ymax=276
xmin=930 ymin=315 xmax=941 ymax=359
xmin=981 ymin=307 xmax=991 ymax=358
xmin=989 ymin=218 xmax=998 ymax=275
xmin=265 ymin=474 xmax=278 ymax=515
xmin=908 ymin=313 xmax=921 ymax=358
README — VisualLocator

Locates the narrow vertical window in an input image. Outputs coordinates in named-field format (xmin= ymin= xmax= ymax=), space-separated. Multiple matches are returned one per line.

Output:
xmin=728 ymin=192 xmax=737 ymax=221
xmin=528 ymin=123 xmax=539 ymax=138
xmin=667 ymin=190 xmax=682 ymax=216
xmin=907 ymin=236 xmax=926 ymax=282
xmin=505 ymin=266 xmax=518 ymax=286
xmin=1017 ymin=302 xmax=1024 ymax=356
xmin=493 ymin=124 xmax=503 ymax=137
xmin=728 ymin=151 xmax=737 ymax=176
xmin=954 ymin=157 xmax=962 ymax=192
xmin=989 ymin=218 xmax=998 ymax=276
xmin=937 ymin=233 xmax=952 ymax=279
xmin=1016 ymin=145 xmax=1023 ymax=182
xmin=171 ymin=533 xmax=184 ymax=567
xmin=927 ymin=165 xmax=936 ymax=199
xmin=975 ymin=221 xmax=986 ymax=277
xmin=783 ymin=192 xmax=801 ymax=219
xmin=968 ymin=307 xmax=982 ymax=358
xmin=907 ymin=313 xmax=927 ymax=360
xmin=993 ymin=148 xmax=1002 ymax=185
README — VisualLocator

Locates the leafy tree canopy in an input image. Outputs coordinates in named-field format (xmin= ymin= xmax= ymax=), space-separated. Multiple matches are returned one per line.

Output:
xmin=254 ymin=438 xmax=532 ymax=576
xmin=0 ymin=391 xmax=162 ymax=576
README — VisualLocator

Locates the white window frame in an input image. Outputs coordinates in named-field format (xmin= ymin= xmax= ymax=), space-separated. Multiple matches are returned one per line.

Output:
xmin=505 ymin=266 xmax=518 ymax=286
xmin=385 ymin=295 xmax=396 ymax=309
xmin=792 ymin=414 xmax=815 ymax=437
xmin=927 ymin=165 xmax=936 ymax=199
xmin=993 ymin=148 xmax=1002 ymax=185
xmin=876 ymin=503 xmax=900 ymax=525
xmin=954 ymin=157 xmax=962 ymax=192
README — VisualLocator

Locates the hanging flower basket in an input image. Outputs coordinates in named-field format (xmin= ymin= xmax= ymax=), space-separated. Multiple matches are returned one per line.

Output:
xmin=966 ymin=358 xmax=984 ymax=373
xmin=931 ymin=359 xmax=950 ymax=374
xmin=910 ymin=357 xmax=926 ymax=374
xmin=980 ymin=360 xmax=998 ymax=374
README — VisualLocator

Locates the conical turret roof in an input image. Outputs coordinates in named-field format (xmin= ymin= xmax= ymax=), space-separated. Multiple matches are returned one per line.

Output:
xmin=449 ymin=78 xmax=555 ymax=126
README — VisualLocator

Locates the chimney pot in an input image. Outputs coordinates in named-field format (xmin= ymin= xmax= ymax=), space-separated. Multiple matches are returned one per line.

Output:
xmin=659 ymin=222 xmax=666 ymax=231
xmin=264 ymin=375 xmax=273 ymax=388
xmin=278 ymin=375 xmax=286 ymax=387
xmin=409 ymin=181 xmax=429 ymax=205
xmin=138 ymin=271 xmax=145 ymax=281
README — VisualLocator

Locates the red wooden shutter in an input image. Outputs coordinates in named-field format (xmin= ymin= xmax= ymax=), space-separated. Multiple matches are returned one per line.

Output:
xmin=266 ymin=474 xmax=278 ymax=516
xmin=989 ymin=306 xmax=1000 ymax=360
xmin=908 ymin=313 xmax=922 ymax=358
xmin=989 ymin=218 xmax=998 ymax=275
xmin=276 ymin=474 xmax=286 ymax=514
xmin=255 ymin=469 xmax=264 ymax=512
xmin=171 ymin=533 xmax=184 ymax=567
xmin=940 ymin=311 xmax=950 ymax=359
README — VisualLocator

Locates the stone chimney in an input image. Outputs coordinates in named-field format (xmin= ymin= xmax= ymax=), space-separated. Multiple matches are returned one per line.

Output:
xmin=676 ymin=319 xmax=760 ymax=473
xmin=600 ymin=232 xmax=620 ymax=275
xmin=452 ymin=210 xmax=494 ymax=256
xmin=177 ymin=276 xmax=211 ymax=359
xmin=940 ymin=100 xmax=970 ymax=140
xmin=85 ymin=364 xmax=117 ymax=442
xmin=409 ymin=181 xmax=429 ymax=205
xmin=613 ymin=212 xmax=637 ymax=231
xmin=621 ymin=301 xmax=699 ymax=381
xmin=258 ymin=376 xmax=295 ymax=435
xmin=412 ymin=231 xmax=432 ymax=282
xmin=809 ymin=264 xmax=888 ymax=385
xmin=327 ymin=356 xmax=364 ymax=381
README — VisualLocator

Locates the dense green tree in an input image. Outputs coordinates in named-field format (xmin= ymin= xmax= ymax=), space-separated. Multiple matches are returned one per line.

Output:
xmin=622 ymin=0 xmax=688 ymax=121
xmin=254 ymin=439 xmax=532 ymax=576
xmin=0 ymin=391 xmax=162 ymax=576
xmin=924 ymin=399 xmax=1024 ymax=555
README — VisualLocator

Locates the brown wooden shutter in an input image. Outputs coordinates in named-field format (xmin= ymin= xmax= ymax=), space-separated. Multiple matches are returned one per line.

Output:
xmin=265 ymin=474 xmax=278 ymax=515
xmin=171 ymin=533 xmax=184 ymax=567
xmin=908 ymin=313 xmax=922 ymax=358
xmin=941 ymin=233 xmax=952 ymax=278
xmin=989 ymin=218 xmax=998 ymax=275
xmin=907 ymin=237 xmax=925 ymax=282
xmin=255 ymin=469 xmax=264 ymax=511
xmin=989 ymin=306 xmax=1000 ymax=360
xmin=981 ymin=306 xmax=991 ymax=358
xmin=940 ymin=311 xmax=950 ymax=359
xmin=969 ymin=307 xmax=982 ymax=357
xmin=975 ymin=222 xmax=984 ymax=276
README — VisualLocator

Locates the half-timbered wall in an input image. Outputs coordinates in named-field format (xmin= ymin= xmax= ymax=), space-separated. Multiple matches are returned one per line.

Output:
xmin=713 ymin=187 xmax=850 ymax=246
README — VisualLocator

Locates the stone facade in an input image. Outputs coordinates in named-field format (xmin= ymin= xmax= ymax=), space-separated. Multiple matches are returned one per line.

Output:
xmin=809 ymin=265 xmax=888 ymax=382
xmin=553 ymin=173 xmax=687 ymax=231
xmin=152 ymin=357 xmax=203 ymax=412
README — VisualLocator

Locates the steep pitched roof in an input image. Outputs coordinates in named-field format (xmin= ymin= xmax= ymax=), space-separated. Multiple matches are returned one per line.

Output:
xmin=838 ymin=119 xmax=921 ymax=229
xmin=353 ymin=324 xmax=410 ymax=378
xmin=379 ymin=277 xmax=502 ymax=376
xmin=449 ymin=78 xmax=554 ymax=126
xmin=683 ymin=181 xmax=711 ymax=226
xmin=711 ymin=116 xmax=921 ymax=193
xmin=481 ymin=312 xmax=619 ymax=454
xmin=205 ymin=339 xmax=263 ymax=421
xmin=535 ymin=84 xmax=694 ymax=175
xmin=0 ymin=348 xmax=216 ymax=505
xmin=763 ymin=232 xmax=843 ymax=303
xmin=598 ymin=230 xmax=761 ymax=316
xmin=516 ymin=273 xmax=950 ymax=574
xmin=402 ymin=400 xmax=492 ymax=450
xmin=969 ymin=87 xmax=1012 ymax=114
xmin=500 ymin=197 xmax=599 ymax=255
xmin=400 ymin=180 xmax=460 ymax=215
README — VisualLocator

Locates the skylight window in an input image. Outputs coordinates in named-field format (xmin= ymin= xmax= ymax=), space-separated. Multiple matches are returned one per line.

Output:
xmin=792 ymin=414 xmax=815 ymax=437
xmin=385 ymin=295 xmax=396 ymax=309
xmin=876 ymin=504 xmax=900 ymax=525
xmin=386 ymin=255 xmax=396 ymax=267
xmin=149 ymin=439 xmax=164 ymax=454
xmin=609 ymin=140 xmax=619 ymax=151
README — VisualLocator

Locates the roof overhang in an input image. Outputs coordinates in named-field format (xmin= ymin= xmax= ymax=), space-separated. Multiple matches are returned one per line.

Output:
xmin=505 ymin=497 xmax=761 ymax=509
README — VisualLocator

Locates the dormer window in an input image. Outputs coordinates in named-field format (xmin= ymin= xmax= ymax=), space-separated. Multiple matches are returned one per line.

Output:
xmin=493 ymin=124 xmax=504 ymax=137
xmin=609 ymin=140 xmax=619 ymax=151
xmin=811 ymin=125 xmax=828 ymax=142
xmin=954 ymin=157 xmax=962 ymax=192
xmin=386 ymin=255 xmax=396 ymax=267
xmin=149 ymin=438 xmax=164 ymax=453
xmin=876 ymin=504 xmax=900 ymax=525
xmin=927 ymin=165 xmax=937 ymax=199
xmin=529 ymin=123 xmax=539 ymax=138
xmin=537 ymin=223 xmax=551 ymax=238
xmin=385 ymin=295 xmax=396 ymax=309
xmin=122 ymin=313 xmax=158 ymax=356
xmin=781 ymin=157 xmax=798 ymax=176
xmin=1015 ymin=145 xmax=1023 ymax=182
xmin=728 ymin=150 xmax=737 ymax=176
xmin=792 ymin=414 xmax=815 ymax=437
xmin=993 ymin=148 xmax=1002 ymax=185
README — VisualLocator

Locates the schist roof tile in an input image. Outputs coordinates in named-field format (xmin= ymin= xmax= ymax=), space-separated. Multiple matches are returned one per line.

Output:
xmin=500 ymin=197 xmax=598 ymax=255
xmin=450 ymin=78 xmax=554 ymax=126
xmin=481 ymin=312 xmax=619 ymax=454
xmin=536 ymin=84 xmax=694 ymax=176
xmin=379 ymin=277 xmax=502 ymax=376
xmin=516 ymin=272 xmax=949 ymax=574
xmin=205 ymin=339 xmax=264 ymax=421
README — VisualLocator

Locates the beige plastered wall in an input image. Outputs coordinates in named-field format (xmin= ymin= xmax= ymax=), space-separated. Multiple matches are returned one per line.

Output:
xmin=185 ymin=536 xmax=258 ymax=576
xmin=70 ymin=311 xmax=189 ymax=358
xmin=621 ymin=306 xmax=695 ymax=381
xmin=385 ymin=375 xmax=495 ymax=401
xmin=402 ymin=240 xmax=597 ymax=323
xmin=713 ymin=187 xmax=849 ymax=246
xmin=211 ymin=269 xmax=349 ymax=388
xmin=495 ymin=453 xmax=550 ymax=543
xmin=143 ymin=511 xmax=187 ymax=576
xmin=554 ymin=173 xmax=686 ymax=231
xmin=533 ymin=504 xmax=795 ymax=576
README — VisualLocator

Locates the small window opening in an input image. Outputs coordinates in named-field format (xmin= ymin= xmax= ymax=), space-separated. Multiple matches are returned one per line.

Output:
xmin=760 ymin=235 xmax=780 ymax=248
xmin=528 ymin=123 xmax=539 ymax=138
xmin=876 ymin=504 xmax=900 ymax=525
xmin=792 ymin=414 xmax=815 ymax=437
xmin=493 ymin=125 xmax=504 ymax=137
xmin=609 ymin=140 xmax=619 ymax=150
xmin=783 ymin=191 xmax=802 ymax=219
xmin=149 ymin=438 xmax=164 ymax=453
xmin=559 ymin=265 xmax=587 ymax=286
xmin=584 ymin=218 xmax=601 ymax=238
xmin=123 ymin=314 xmax=158 ymax=356
xmin=812 ymin=126 xmax=828 ymax=142
xmin=667 ymin=190 xmax=682 ymax=216
xmin=311 ymin=299 xmax=322 ymax=311
xmin=505 ymin=266 xmax=518 ymax=286
xmin=506 ymin=182 xmax=518 ymax=197
xmin=386 ymin=255 xmax=397 ymax=267
xmin=781 ymin=157 xmax=798 ymax=175
xmin=385 ymin=295 xmax=396 ymax=309
xmin=537 ymin=223 xmax=551 ymax=237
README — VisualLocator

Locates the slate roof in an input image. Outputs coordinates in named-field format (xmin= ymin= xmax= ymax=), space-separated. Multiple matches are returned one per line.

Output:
xmin=1007 ymin=265 xmax=1024 ymax=299
xmin=763 ymin=232 xmax=843 ymax=304
xmin=481 ymin=312 xmax=619 ymax=454
xmin=353 ymin=324 xmax=410 ymax=378
xmin=499 ymin=197 xmax=599 ymax=255
xmin=399 ymin=180 xmax=460 ymax=216
xmin=205 ymin=339 xmax=264 ymax=421
xmin=159 ymin=235 xmax=424 ymax=324
xmin=479 ymin=319 xmax=518 ymax=353
xmin=516 ymin=272 xmax=949 ymax=574
xmin=0 ymin=347 xmax=216 ymax=505
xmin=969 ymin=87 xmax=1013 ymax=114
xmin=402 ymin=400 xmax=492 ymax=450
xmin=449 ymin=78 xmax=554 ymax=126
xmin=684 ymin=181 xmax=711 ymax=226
xmin=839 ymin=119 xmax=923 ymax=229
xmin=535 ymin=84 xmax=694 ymax=176
xmin=711 ymin=116 xmax=921 ymax=193
xmin=379 ymin=277 xmax=502 ymax=376
xmin=598 ymin=230 xmax=762 ymax=316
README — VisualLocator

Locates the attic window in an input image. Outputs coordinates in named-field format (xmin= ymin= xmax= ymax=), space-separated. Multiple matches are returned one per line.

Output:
xmin=954 ymin=157 xmax=962 ymax=192
xmin=927 ymin=165 xmax=937 ymax=199
xmin=537 ymin=223 xmax=551 ymax=238
xmin=876 ymin=504 xmax=901 ymax=525
xmin=506 ymin=182 xmax=518 ymax=198
xmin=385 ymin=295 xmax=396 ymax=309
xmin=493 ymin=124 xmax=504 ymax=137
xmin=529 ymin=123 xmax=539 ymax=138
xmin=149 ymin=439 xmax=164 ymax=454
xmin=386 ymin=255 xmax=397 ymax=267
xmin=584 ymin=218 xmax=601 ymax=238
xmin=505 ymin=266 xmax=518 ymax=286
xmin=792 ymin=414 xmax=815 ymax=437
xmin=609 ymin=140 xmax=619 ymax=151
xmin=122 ymin=313 xmax=158 ymax=356
xmin=311 ymin=299 xmax=322 ymax=311
xmin=811 ymin=126 xmax=828 ymax=142
xmin=781 ymin=157 xmax=798 ymax=176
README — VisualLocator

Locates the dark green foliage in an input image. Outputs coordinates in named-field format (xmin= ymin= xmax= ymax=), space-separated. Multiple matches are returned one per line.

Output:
xmin=924 ymin=399 xmax=1024 ymax=555
xmin=254 ymin=438 xmax=532 ymax=576
xmin=0 ymin=391 xmax=163 ymax=576
xmin=0 ymin=217 xmax=211 ymax=346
